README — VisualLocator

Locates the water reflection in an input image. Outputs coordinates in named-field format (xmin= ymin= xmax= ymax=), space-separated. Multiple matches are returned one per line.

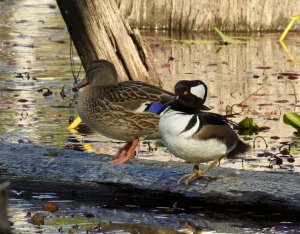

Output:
xmin=0 ymin=0 xmax=80 ymax=148
xmin=1 ymin=1 xmax=300 ymax=232
xmin=8 ymin=194 xmax=300 ymax=234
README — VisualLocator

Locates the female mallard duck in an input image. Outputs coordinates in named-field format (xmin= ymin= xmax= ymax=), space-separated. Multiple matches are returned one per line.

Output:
xmin=74 ymin=59 xmax=175 ymax=163
xmin=158 ymin=80 xmax=249 ymax=185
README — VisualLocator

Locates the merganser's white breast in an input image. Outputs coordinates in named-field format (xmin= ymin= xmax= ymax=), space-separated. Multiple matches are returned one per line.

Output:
xmin=158 ymin=109 xmax=227 ymax=163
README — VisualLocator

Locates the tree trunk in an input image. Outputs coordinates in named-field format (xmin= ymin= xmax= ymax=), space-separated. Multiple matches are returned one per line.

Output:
xmin=0 ymin=141 xmax=299 ymax=218
xmin=116 ymin=0 xmax=300 ymax=32
xmin=56 ymin=0 xmax=161 ymax=86
xmin=0 ymin=182 xmax=11 ymax=234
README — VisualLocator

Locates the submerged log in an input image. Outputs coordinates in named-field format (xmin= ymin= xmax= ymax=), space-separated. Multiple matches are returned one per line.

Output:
xmin=0 ymin=141 xmax=299 ymax=218
xmin=116 ymin=0 xmax=300 ymax=32
xmin=0 ymin=182 xmax=11 ymax=234
xmin=56 ymin=0 xmax=160 ymax=86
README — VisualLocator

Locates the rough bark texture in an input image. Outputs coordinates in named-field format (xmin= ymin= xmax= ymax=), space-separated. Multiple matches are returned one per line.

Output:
xmin=0 ymin=182 xmax=11 ymax=234
xmin=115 ymin=0 xmax=300 ymax=31
xmin=56 ymin=0 xmax=161 ymax=86
xmin=0 ymin=141 xmax=299 ymax=218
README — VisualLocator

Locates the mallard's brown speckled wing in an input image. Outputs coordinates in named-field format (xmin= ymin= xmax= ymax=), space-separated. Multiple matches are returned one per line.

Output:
xmin=101 ymin=81 xmax=174 ymax=112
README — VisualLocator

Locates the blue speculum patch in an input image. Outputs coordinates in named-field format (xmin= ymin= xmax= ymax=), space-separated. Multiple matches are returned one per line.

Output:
xmin=146 ymin=102 xmax=165 ymax=114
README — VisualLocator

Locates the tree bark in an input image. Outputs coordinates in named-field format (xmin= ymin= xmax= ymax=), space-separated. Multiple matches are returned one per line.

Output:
xmin=116 ymin=0 xmax=300 ymax=32
xmin=0 ymin=141 xmax=299 ymax=218
xmin=0 ymin=182 xmax=11 ymax=234
xmin=56 ymin=0 xmax=161 ymax=86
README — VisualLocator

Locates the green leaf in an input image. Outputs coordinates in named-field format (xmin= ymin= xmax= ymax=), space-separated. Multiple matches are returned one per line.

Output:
xmin=235 ymin=117 xmax=269 ymax=135
xmin=283 ymin=112 xmax=300 ymax=132
xmin=237 ymin=117 xmax=258 ymax=130
xmin=213 ymin=27 xmax=244 ymax=44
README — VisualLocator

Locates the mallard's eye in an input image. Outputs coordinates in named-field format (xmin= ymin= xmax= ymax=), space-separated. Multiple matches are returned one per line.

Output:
xmin=183 ymin=91 xmax=188 ymax=95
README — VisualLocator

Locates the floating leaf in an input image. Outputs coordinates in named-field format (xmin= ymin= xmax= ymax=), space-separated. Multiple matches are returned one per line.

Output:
xmin=287 ymin=157 xmax=295 ymax=163
xmin=270 ymin=136 xmax=280 ymax=140
xmin=83 ymin=212 xmax=95 ymax=218
xmin=30 ymin=213 xmax=44 ymax=225
xmin=257 ymin=152 xmax=274 ymax=157
xmin=275 ymin=155 xmax=283 ymax=165
xmin=288 ymin=76 xmax=298 ymax=80
xmin=18 ymin=99 xmax=28 ymax=103
xmin=283 ymin=112 xmax=300 ymax=132
xmin=278 ymin=72 xmax=300 ymax=77
xmin=168 ymin=56 xmax=175 ymax=61
xmin=275 ymin=100 xmax=289 ymax=103
xmin=42 ymin=202 xmax=59 ymax=213
xmin=255 ymin=66 xmax=272 ymax=69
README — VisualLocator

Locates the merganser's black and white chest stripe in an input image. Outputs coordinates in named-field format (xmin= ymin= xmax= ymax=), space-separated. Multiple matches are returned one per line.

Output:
xmin=159 ymin=80 xmax=249 ymax=164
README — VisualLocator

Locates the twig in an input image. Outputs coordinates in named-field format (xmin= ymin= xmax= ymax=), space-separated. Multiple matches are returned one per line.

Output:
xmin=239 ymin=84 xmax=268 ymax=105
xmin=253 ymin=136 xmax=268 ymax=149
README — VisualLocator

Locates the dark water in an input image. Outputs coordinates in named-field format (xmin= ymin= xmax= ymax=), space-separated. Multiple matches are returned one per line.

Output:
xmin=1 ymin=0 xmax=300 ymax=233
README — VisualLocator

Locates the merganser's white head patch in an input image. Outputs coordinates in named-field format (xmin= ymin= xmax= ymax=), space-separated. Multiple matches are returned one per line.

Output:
xmin=190 ymin=84 xmax=206 ymax=100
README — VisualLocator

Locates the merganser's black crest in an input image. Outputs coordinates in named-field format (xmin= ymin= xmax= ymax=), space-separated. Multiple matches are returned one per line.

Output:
xmin=173 ymin=80 xmax=208 ymax=113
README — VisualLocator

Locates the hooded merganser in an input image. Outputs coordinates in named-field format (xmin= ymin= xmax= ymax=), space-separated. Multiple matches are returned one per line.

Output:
xmin=159 ymin=80 xmax=249 ymax=185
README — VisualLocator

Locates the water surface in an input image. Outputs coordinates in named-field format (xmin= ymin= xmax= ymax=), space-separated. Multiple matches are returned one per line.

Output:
xmin=1 ymin=0 xmax=300 ymax=233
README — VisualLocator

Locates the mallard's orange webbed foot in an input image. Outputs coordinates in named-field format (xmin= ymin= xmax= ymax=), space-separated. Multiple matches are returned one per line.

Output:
xmin=110 ymin=139 xmax=139 ymax=163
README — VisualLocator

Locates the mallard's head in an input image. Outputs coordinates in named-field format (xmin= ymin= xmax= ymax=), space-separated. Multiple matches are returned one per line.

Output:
xmin=74 ymin=60 xmax=118 ymax=89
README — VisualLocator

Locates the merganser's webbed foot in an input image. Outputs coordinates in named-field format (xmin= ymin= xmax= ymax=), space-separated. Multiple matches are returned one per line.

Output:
xmin=178 ymin=155 xmax=225 ymax=185
xmin=177 ymin=165 xmax=203 ymax=185
xmin=201 ymin=155 xmax=225 ymax=174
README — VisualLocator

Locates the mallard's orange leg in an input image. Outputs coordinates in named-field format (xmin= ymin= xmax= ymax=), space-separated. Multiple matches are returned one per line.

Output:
xmin=178 ymin=155 xmax=225 ymax=185
xmin=112 ymin=142 xmax=132 ymax=159
xmin=110 ymin=139 xmax=139 ymax=163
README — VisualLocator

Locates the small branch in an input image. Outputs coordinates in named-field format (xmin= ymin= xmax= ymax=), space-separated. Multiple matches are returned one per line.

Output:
xmin=253 ymin=136 xmax=268 ymax=149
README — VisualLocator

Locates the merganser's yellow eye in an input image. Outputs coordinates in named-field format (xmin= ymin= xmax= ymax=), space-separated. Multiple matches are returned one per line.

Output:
xmin=183 ymin=91 xmax=188 ymax=95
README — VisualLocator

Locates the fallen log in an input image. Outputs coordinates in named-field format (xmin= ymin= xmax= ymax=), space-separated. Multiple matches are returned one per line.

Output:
xmin=56 ymin=0 xmax=161 ymax=86
xmin=0 ymin=141 xmax=299 ymax=218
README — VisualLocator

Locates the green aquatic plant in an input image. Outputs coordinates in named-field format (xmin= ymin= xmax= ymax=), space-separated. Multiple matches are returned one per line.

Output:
xmin=213 ymin=27 xmax=244 ymax=44
xmin=283 ymin=112 xmax=300 ymax=132
xmin=235 ymin=117 xmax=269 ymax=135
